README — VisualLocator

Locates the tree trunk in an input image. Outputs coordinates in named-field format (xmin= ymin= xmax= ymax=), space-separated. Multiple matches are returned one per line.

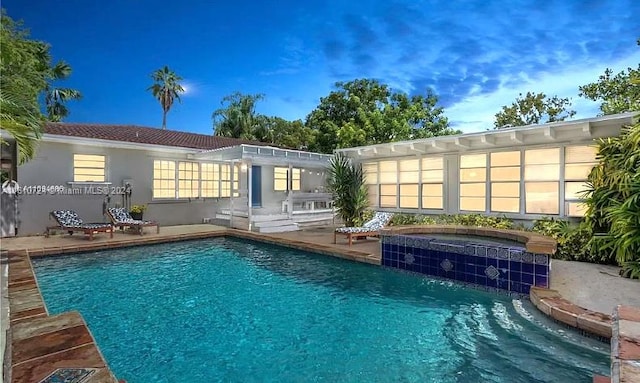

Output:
xmin=162 ymin=111 xmax=167 ymax=130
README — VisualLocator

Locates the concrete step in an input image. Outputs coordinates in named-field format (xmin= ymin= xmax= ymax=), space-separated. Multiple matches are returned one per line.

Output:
xmin=251 ymin=214 xmax=289 ymax=222
xmin=257 ymin=224 xmax=299 ymax=233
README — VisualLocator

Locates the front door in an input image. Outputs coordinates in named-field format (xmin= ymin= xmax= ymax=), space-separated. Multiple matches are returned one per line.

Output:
xmin=251 ymin=166 xmax=262 ymax=207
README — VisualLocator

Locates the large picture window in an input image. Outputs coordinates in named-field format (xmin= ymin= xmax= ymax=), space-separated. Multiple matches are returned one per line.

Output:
xmin=221 ymin=164 xmax=232 ymax=197
xmin=490 ymin=151 xmax=520 ymax=213
xmin=564 ymin=145 xmax=597 ymax=216
xmin=73 ymin=154 xmax=106 ymax=182
xmin=524 ymin=148 xmax=559 ymax=214
xmin=153 ymin=160 xmax=176 ymax=198
xmin=178 ymin=162 xmax=199 ymax=198
xmin=421 ymin=157 xmax=443 ymax=209
xmin=459 ymin=154 xmax=486 ymax=211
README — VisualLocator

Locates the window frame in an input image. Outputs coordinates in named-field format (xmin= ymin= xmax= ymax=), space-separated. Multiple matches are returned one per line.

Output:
xmin=73 ymin=154 xmax=106 ymax=182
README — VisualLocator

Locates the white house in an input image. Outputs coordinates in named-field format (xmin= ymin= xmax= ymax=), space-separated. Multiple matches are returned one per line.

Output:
xmin=1 ymin=123 xmax=333 ymax=236
xmin=337 ymin=113 xmax=636 ymax=221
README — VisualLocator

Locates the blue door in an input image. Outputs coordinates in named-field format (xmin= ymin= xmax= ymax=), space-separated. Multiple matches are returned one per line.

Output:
xmin=251 ymin=166 xmax=262 ymax=207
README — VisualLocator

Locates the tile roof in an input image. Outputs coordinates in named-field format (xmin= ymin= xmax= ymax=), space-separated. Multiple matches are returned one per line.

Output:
xmin=44 ymin=123 xmax=265 ymax=150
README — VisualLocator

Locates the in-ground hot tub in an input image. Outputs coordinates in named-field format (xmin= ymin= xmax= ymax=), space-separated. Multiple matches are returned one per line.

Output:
xmin=380 ymin=226 xmax=557 ymax=295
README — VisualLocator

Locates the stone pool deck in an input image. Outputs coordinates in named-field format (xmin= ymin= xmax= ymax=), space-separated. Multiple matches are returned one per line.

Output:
xmin=1 ymin=224 xmax=639 ymax=382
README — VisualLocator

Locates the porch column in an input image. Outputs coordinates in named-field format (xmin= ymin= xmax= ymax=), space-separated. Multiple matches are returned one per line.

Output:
xmin=247 ymin=161 xmax=252 ymax=232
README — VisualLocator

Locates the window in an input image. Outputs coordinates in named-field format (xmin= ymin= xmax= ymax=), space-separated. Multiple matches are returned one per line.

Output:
xmin=201 ymin=163 xmax=220 ymax=198
xmin=73 ymin=154 xmax=105 ymax=182
xmin=399 ymin=159 xmax=419 ymax=208
xmin=153 ymin=160 xmax=176 ymax=198
xmin=565 ymin=145 xmax=597 ymax=217
xmin=273 ymin=167 xmax=301 ymax=191
xmin=379 ymin=161 xmax=398 ymax=208
xmin=525 ymin=148 xmax=559 ymax=214
xmin=290 ymin=168 xmax=301 ymax=191
xmin=363 ymin=162 xmax=378 ymax=206
xmin=220 ymin=164 xmax=231 ymax=197
xmin=459 ymin=154 xmax=486 ymax=211
xmin=490 ymin=151 xmax=520 ymax=213
xmin=421 ymin=157 xmax=443 ymax=209
xmin=178 ymin=162 xmax=199 ymax=198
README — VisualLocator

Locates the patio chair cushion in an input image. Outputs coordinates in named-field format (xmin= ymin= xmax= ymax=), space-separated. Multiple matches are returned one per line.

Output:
xmin=335 ymin=212 xmax=394 ymax=234
xmin=51 ymin=210 xmax=111 ymax=229
xmin=108 ymin=207 xmax=155 ymax=225
xmin=51 ymin=210 xmax=84 ymax=227
xmin=108 ymin=207 xmax=131 ymax=222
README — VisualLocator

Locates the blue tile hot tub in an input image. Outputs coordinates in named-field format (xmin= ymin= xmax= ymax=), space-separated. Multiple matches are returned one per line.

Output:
xmin=380 ymin=233 xmax=550 ymax=295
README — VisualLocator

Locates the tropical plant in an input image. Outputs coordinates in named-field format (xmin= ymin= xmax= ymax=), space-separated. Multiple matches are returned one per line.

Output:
xmin=148 ymin=66 xmax=184 ymax=129
xmin=326 ymin=153 xmax=368 ymax=226
xmin=584 ymin=122 xmax=640 ymax=276
xmin=213 ymin=92 xmax=265 ymax=139
xmin=1 ymin=12 xmax=47 ymax=163
xmin=45 ymin=61 xmax=82 ymax=122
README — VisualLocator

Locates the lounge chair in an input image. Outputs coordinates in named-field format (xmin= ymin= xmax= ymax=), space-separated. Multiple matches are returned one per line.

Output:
xmin=334 ymin=212 xmax=394 ymax=246
xmin=46 ymin=210 xmax=113 ymax=240
xmin=106 ymin=207 xmax=160 ymax=235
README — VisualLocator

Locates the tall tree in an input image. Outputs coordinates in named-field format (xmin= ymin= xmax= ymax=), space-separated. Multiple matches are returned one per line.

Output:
xmin=45 ymin=61 xmax=82 ymax=122
xmin=212 ymin=92 xmax=264 ymax=139
xmin=494 ymin=92 xmax=576 ymax=128
xmin=305 ymin=79 xmax=456 ymax=153
xmin=148 ymin=66 xmax=184 ymax=129
xmin=1 ymin=11 xmax=80 ymax=163
xmin=255 ymin=117 xmax=316 ymax=150
xmin=579 ymin=64 xmax=640 ymax=115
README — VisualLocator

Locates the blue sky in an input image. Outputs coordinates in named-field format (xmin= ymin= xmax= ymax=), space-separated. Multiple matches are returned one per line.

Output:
xmin=5 ymin=0 xmax=640 ymax=134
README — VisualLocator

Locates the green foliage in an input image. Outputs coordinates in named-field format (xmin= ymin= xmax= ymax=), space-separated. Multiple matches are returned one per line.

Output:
xmin=389 ymin=213 xmax=436 ymax=226
xmin=45 ymin=61 xmax=82 ymax=122
xmin=306 ymin=78 xmax=459 ymax=153
xmin=584 ymin=123 xmax=640 ymax=268
xmin=1 ymin=12 xmax=46 ymax=163
xmin=213 ymin=93 xmax=315 ymax=150
xmin=326 ymin=153 xmax=369 ymax=226
xmin=531 ymin=218 xmax=593 ymax=262
xmin=579 ymin=64 xmax=640 ymax=115
xmin=620 ymin=261 xmax=640 ymax=280
xmin=213 ymin=92 xmax=265 ymax=139
xmin=148 ymin=66 xmax=184 ymax=129
xmin=254 ymin=117 xmax=316 ymax=150
xmin=436 ymin=213 xmax=513 ymax=229
xmin=129 ymin=204 xmax=147 ymax=213
xmin=494 ymin=92 xmax=576 ymax=128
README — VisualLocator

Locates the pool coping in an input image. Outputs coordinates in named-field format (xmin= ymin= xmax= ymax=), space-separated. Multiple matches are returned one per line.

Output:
xmin=2 ymin=227 xmax=621 ymax=382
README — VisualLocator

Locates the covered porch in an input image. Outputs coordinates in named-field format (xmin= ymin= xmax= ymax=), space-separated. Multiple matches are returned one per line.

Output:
xmin=193 ymin=144 xmax=335 ymax=232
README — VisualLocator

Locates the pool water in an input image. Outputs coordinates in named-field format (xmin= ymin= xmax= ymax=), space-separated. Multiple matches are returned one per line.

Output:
xmin=33 ymin=238 xmax=608 ymax=383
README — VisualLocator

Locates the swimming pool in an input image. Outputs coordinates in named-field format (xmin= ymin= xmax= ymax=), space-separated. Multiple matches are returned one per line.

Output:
xmin=32 ymin=238 xmax=608 ymax=383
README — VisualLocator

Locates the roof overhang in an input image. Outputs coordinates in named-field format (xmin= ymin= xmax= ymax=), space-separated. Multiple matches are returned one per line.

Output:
xmin=337 ymin=112 xmax=637 ymax=159
xmin=194 ymin=144 xmax=333 ymax=167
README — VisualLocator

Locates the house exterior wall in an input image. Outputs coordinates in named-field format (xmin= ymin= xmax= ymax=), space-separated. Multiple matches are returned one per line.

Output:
xmin=15 ymin=142 xmax=234 ymax=235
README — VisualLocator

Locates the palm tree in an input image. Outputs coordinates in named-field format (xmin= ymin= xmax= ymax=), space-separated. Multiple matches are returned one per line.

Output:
xmin=148 ymin=66 xmax=184 ymax=129
xmin=326 ymin=152 xmax=369 ymax=226
xmin=45 ymin=61 xmax=82 ymax=122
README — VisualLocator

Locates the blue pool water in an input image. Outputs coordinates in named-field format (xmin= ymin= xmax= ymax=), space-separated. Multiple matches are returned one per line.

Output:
xmin=33 ymin=238 xmax=608 ymax=383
